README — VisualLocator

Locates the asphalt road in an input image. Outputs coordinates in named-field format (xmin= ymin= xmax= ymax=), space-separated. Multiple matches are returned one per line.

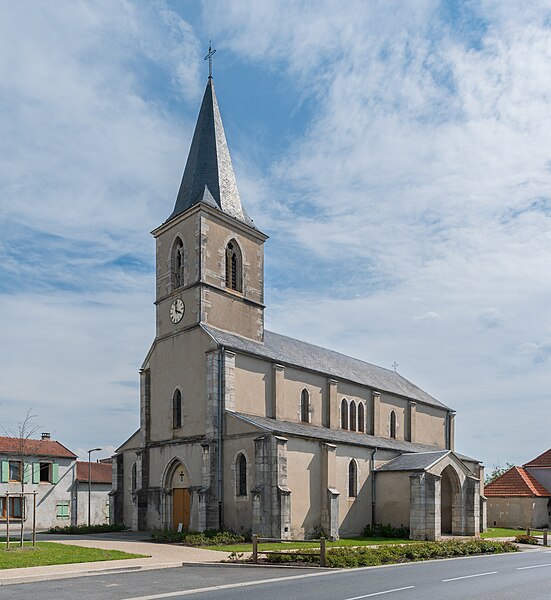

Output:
xmin=1 ymin=548 xmax=550 ymax=600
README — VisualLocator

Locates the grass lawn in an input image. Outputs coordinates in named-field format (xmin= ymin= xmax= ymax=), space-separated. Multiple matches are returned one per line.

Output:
xmin=0 ymin=542 xmax=146 ymax=570
xmin=481 ymin=527 xmax=545 ymax=538
xmin=203 ymin=537 xmax=414 ymax=553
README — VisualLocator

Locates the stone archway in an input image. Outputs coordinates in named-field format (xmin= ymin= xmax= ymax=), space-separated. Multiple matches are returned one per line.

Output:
xmin=440 ymin=465 xmax=462 ymax=535
xmin=161 ymin=459 xmax=192 ymax=531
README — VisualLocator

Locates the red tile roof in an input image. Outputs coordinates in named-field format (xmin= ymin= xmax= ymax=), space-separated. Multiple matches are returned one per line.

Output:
xmin=0 ymin=436 xmax=76 ymax=459
xmin=485 ymin=466 xmax=551 ymax=497
xmin=524 ymin=449 xmax=551 ymax=469
xmin=76 ymin=461 xmax=112 ymax=484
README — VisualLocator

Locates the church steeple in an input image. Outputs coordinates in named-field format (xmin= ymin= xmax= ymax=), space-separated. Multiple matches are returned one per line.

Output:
xmin=168 ymin=78 xmax=255 ymax=228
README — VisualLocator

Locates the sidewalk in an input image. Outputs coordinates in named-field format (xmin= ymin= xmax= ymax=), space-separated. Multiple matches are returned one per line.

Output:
xmin=0 ymin=531 xmax=230 ymax=586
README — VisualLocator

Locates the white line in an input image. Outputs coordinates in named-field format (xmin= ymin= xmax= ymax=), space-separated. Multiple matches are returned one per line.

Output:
xmin=345 ymin=586 xmax=415 ymax=599
xmin=517 ymin=563 xmax=551 ymax=570
xmin=443 ymin=571 xmax=498 ymax=582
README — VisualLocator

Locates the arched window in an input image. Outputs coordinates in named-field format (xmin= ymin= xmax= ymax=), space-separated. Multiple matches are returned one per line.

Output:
xmin=236 ymin=453 xmax=247 ymax=497
xmin=341 ymin=399 xmax=348 ymax=429
xmin=358 ymin=403 xmax=365 ymax=433
xmin=390 ymin=411 xmax=397 ymax=439
xmin=173 ymin=389 xmax=182 ymax=429
xmin=348 ymin=460 xmax=357 ymax=497
xmin=225 ymin=240 xmax=242 ymax=292
xmin=350 ymin=401 xmax=357 ymax=431
xmin=131 ymin=463 xmax=137 ymax=492
xmin=172 ymin=237 xmax=184 ymax=289
xmin=300 ymin=389 xmax=310 ymax=423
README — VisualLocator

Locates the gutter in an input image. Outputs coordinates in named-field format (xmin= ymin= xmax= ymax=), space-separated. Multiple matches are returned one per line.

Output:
xmin=370 ymin=448 xmax=377 ymax=527
xmin=217 ymin=345 xmax=225 ymax=528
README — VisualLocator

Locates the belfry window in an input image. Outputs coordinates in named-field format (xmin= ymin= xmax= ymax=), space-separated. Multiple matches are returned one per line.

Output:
xmin=237 ymin=453 xmax=247 ymax=497
xmin=300 ymin=389 xmax=310 ymax=423
xmin=341 ymin=399 xmax=348 ymax=430
xmin=390 ymin=411 xmax=397 ymax=439
xmin=173 ymin=389 xmax=182 ymax=429
xmin=225 ymin=240 xmax=242 ymax=292
xmin=172 ymin=237 xmax=184 ymax=289
xmin=348 ymin=460 xmax=357 ymax=497
xmin=358 ymin=403 xmax=365 ymax=433
xmin=350 ymin=401 xmax=357 ymax=431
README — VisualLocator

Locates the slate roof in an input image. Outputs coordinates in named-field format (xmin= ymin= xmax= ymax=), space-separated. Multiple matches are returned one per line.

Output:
xmin=230 ymin=413 xmax=473 ymax=459
xmin=168 ymin=78 xmax=255 ymax=228
xmin=204 ymin=325 xmax=450 ymax=410
xmin=485 ymin=466 xmax=551 ymax=497
xmin=75 ymin=461 xmax=112 ymax=484
xmin=524 ymin=449 xmax=551 ymax=469
xmin=375 ymin=451 xmax=451 ymax=472
xmin=0 ymin=436 xmax=76 ymax=459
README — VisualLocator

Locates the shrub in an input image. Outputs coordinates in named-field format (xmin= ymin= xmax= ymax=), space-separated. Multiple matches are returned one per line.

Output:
xmin=514 ymin=534 xmax=539 ymax=545
xmin=150 ymin=529 xmax=247 ymax=546
xmin=47 ymin=523 xmax=127 ymax=534
xmin=363 ymin=523 xmax=410 ymax=538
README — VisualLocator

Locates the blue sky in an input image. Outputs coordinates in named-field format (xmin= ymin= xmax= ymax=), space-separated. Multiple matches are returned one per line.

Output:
xmin=1 ymin=0 xmax=551 ymax=468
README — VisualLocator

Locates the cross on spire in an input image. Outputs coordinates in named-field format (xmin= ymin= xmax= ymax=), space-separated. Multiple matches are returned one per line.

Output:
xmin=392 ymin=361 xmax=399 ymax=373
xmin=204 ymin=43 xmax=216 ymax=79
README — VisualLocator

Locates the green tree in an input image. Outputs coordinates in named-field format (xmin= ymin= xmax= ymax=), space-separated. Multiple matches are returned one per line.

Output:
xmin=485 ymin=463 xmax=515 ymax=485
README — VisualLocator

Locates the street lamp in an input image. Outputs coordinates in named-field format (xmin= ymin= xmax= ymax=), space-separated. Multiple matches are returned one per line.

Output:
xmin=87 ymin=448 xmax=102 ymax=527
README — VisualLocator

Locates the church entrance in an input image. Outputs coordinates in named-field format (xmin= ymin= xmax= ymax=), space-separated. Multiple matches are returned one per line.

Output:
xmin=172 ymin=488 xmax=191 ymax=531
xmin=440 ymin=465 xmax=461 ymax=535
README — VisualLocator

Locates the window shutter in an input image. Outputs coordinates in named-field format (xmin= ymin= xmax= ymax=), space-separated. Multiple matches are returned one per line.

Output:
xmin=32 ymin=463 xmax=40 ymax=484
xmin=63 ymin=503 xmax=69 ymax=518
xmin=23 ymin=463 xmax=30 ymax=484
xmin=51 ymin=463 xmax=59 ymax=484
xmin=0 ymin=461 xmax=8 ymax=483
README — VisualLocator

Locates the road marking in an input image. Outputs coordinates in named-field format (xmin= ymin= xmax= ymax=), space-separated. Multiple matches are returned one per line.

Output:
xmin=517 ymin=563 xmax=551 ymax=570
xmin=106 ymin=584 xmax=119 ymax=587
xmin=345 ymin=586 xmax=415 ymax=599
xmin=443 ymin=571 xmax=498 ymax=582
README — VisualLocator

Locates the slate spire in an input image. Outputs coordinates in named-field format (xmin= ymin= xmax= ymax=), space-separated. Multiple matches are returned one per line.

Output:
xmin=168 ymin=78 xmax=254 ymax=227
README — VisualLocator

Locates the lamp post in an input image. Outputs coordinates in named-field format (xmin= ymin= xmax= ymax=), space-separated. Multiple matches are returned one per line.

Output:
xmin=87 ymin=448 xmax=101 ymax=527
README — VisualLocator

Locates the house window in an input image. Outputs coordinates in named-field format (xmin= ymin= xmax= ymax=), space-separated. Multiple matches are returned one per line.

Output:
xmin=341 ymin=399 xmax=348 ymax=430
xmin=56 ymin=501 xmax=70 ymax=519
xmin=236 ymin=453 xmax=247 ymax=497
xmin=172 ymin=237 xmax=184 ymax=289
xmin=300 ymin=389 xmax=310 ymax=423
xmin=358 ymin=403 xmax=365 ymax=433
xmin=225 ymin=240 xmax=242 ymax=292
xmin=348 ymin=460 xmax=358 ymax=498
xmin=9 ymin=461 xmax=21 ymax=482
xmin=390 ymin=411 xmax=397 ymax=439
xmin=40 ymin=462 xmax=51 ymax=483
xmin=350 ymin=401 xmax=357 ymax=431
xmin=173 ymin=389 xmax=182 ymax=429
xmin=1 ymin=496 xmax=23 ymax=519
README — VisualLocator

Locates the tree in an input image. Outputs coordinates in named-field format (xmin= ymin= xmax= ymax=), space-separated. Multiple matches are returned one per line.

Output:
xmin=485 ymin=462 xmax=515 ymax=486
xmin=2 ymin=410 xmax=39 ymax=548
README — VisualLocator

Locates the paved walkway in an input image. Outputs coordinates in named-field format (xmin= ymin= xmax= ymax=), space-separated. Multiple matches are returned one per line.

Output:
xmin=0 ymin=531 xmax=230 ymax=586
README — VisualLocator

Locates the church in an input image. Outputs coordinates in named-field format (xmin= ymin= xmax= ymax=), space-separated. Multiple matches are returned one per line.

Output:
xmin=112 ymin=68 xmax=486 ymax=541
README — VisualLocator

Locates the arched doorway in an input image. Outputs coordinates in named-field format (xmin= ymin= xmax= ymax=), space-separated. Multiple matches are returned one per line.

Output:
xmin=165 ymin=460 xmax=191 ymax=531
xmin=441 ymin=465 xmax=461 ymax=535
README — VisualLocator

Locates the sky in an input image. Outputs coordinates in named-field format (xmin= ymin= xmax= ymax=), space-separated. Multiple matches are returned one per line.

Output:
xmin=1 ymin=0 xmax=550 ymax=469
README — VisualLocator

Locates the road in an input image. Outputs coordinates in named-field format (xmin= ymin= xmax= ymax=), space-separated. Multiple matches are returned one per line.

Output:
xmin=1 ymin=548 xmax=550 ymax=600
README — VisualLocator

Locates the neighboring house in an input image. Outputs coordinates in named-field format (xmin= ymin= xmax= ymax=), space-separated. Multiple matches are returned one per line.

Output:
xmin=0 ymin=434 xmax=111 ymax=530
xmin=486 ymin=449 xmax=551 ymax=529
xmin=113 ymin=72 xmax=486 ymax=541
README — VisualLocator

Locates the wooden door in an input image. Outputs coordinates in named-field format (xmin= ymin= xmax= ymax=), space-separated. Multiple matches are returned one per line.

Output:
xmin=172 ymin=488 xmax=190 ymax=531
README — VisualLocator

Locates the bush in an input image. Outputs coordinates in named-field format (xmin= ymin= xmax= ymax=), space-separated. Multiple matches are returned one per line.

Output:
xmin=514 ymin=534 xmax=539 ymax=545
xmin=151 ymin=529 xmax=248 ymax=546
xmin=363 ymin=523 xmax=410 ymax=538
xmin=263 ymin=539 xmax=518 ymax=568
xmin=47 ymin=523 xmax=127 ymax=534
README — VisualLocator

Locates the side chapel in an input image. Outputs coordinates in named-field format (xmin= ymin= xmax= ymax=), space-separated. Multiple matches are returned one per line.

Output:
xmin=112 ymin=69 xmax=486 ymax=541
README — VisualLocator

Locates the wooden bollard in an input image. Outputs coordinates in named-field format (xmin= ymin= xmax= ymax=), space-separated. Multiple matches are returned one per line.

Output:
xmin=320 ymin=537 xmax=326 ymax=567
xmin=543 ymin=528 xmax=548 ymax=547
xmin=252 ymin=534 xmax=258 ymax=564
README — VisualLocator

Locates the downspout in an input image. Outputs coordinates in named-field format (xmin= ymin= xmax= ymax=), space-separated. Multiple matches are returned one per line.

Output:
xmin=370 ymin=448 xmax=377 ymax=528
xmin=217 ymin=345 xmax=225 ymax=529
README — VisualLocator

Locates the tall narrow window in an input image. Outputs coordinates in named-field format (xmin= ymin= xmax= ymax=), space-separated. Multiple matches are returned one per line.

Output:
xmin=172 ymin=237 xmax=184 ymax=289
xmin=341 ymin=399 xmax=348 ymax=429
xmin=358 ymin=403 xmax=365 ymax=433
xmin=348 ymin=460 xmax=357 ymax=497
xmin=225 ymin=240 xmax=242 ymax=292
xmin=350 ymin=401 xmax=357 ymax=431
xmin=173 ymin=389 xmax=182 ymax=429
xmin=131 ymin=463 xmax=137 ymax=492
xmin=300 ymin=389 xmax=310 ymax=423
xmin=237 ymin=453 xmax=247 ymax=497
xmin=390 ymin=411 xmax=397 ymax=439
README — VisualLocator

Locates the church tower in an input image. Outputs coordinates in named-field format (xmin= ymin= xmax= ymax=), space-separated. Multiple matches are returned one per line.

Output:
xmin=151 ymin=76 xmax=267 ymax=342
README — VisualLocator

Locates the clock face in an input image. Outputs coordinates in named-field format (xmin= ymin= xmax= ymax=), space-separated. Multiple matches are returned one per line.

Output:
xmin=169 ymin=298 xmax=185 ymax=324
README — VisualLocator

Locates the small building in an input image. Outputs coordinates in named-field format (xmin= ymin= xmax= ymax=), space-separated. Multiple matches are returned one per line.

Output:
xmin=486 ymin=449 xmax=551 ymax=529
xmin=0 ymin=434 xmax=111 ymax=530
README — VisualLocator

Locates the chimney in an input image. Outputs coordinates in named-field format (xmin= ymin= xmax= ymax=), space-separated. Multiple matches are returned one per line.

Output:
xmin=41 ymin=433 xmax=51 ymax=440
